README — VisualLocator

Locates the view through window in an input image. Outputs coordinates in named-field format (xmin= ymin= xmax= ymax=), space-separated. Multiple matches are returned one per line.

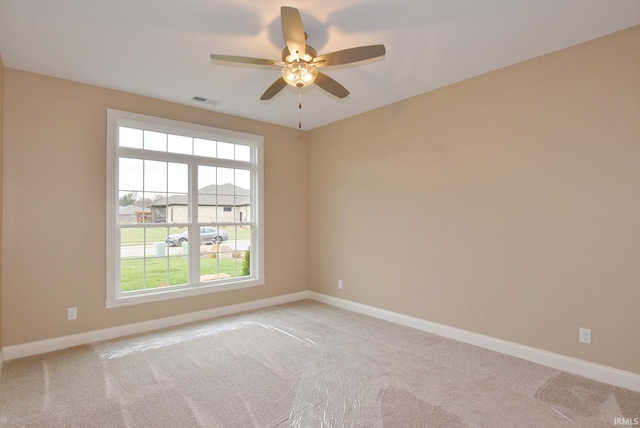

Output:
xmin=106 ymin=110 xmax=263 ymax=307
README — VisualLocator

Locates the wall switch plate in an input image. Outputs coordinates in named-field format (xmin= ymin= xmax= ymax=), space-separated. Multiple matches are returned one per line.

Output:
xmin=579 ymin=327 xmax=591 ymax=344
xmin=338 ymin=280 xmax=343 ymax=289
xmin=68 ymin=307 xmax=78 ymax=320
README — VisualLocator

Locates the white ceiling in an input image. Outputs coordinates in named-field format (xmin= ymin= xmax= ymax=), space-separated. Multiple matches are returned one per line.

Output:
xmin=1 ymin=1 xmax=639 ymax=130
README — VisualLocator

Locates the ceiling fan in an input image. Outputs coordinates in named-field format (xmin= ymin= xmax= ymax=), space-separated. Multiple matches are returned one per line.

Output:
xmin=210 ymin=6 xmax=386 ymax=101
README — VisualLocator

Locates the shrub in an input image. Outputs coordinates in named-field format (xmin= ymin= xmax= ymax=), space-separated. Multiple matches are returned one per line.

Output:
xmin=242 ymin=248 xmax=250 ymax=276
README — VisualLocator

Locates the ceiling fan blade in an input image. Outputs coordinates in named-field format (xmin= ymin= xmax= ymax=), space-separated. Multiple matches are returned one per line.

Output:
xmin=315 ymin=72 xmax=350 ymax=99
xmin=260 ymin=77 xmax=288 ymax=100
xmin=210 ymin=54 xmax=277 ymax=66
xmin=313 ymin=45 xmax=386 ymax=67
xmin=281 ymin=6 xmax=306 ymax=60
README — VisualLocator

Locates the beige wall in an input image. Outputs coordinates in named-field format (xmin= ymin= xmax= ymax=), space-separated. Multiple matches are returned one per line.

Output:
xmin=2 ymin=69 xmax=308 ymax=345
xmin=0 ymin=53 xmax=4 ymax=354
xmin=2 ymin=25 xmax=639 ymax=377
xmin=308 ymin=26 xmax=640 ymax=374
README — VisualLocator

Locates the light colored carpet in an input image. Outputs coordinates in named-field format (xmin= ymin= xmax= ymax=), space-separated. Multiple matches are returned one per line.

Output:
xmin=1 ymin=300 xmax=638 ymax=427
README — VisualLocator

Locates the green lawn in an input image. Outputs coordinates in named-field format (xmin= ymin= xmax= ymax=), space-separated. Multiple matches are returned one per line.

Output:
xmin=120 ymin=255 xmax=245 ymax=292
xmin=120 ymin=225 xmax=251 ymax=246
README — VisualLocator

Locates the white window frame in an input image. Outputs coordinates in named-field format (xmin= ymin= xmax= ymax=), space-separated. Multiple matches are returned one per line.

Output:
xmin=106 ymin=109 xmax=264 ymax=308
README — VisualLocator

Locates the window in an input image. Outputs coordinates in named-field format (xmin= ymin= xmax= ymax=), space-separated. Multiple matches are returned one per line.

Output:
xmin=106 ymin=109 xmax=264 ymax=308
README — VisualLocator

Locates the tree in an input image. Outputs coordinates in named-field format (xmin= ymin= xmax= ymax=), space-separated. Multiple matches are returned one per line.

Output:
xmin=119 ymin=192 xmax=139 ymax=207
xmin=144 ymin=193 xmax=165 ymax=208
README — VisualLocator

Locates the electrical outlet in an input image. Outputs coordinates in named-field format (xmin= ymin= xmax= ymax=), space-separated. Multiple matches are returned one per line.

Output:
xmin=338 ymin=280 xmax=343 ymax=290
xmin=68 ymin=307 xmax=78 ymax=321
xmin=579 ymin=327 xmax=591 ymax=344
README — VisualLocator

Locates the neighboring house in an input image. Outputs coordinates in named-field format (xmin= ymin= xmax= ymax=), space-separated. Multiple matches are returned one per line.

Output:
xmin=119 ymin=205 xmax=150 ymax=223
xmin=149 ymin=183 xmax=250 ymax=224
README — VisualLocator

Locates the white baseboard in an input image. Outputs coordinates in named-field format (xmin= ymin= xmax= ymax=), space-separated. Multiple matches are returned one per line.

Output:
xmin=2 ymin=291 xmax=310 ymax=361
xmin=3 ymin=290 xmax=639 ymax=392
xmin=309 ymin=292 xmax=640 ymax=392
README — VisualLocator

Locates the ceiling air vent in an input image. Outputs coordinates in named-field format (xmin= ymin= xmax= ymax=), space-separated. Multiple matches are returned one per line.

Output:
xmin=191 ymin=96 xmax=221 ymax=106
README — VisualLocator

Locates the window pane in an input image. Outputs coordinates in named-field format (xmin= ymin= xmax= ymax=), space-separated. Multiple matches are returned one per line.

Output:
xmin=118 ymin=192 xmax=146 ymax=224
xmin=118 ymin=191 xmax=141 ymax=208
xmin=198 ymin=166 xmax=217 ymax=222
xmin=195 ymin=167 xmax=251 ymax=223
xmin=145 ymin=256 xmax=169 ymax=289
xmin=194 ymin=138 xmax=216 ymax=158
xmin=200 ymin=243 xmax=235 ymax=282
xmin=168 ymin=255 xmax=188 ymax=286
xmin=236 ymin=171 xmax=250 ymax=223
xmin=198 ymin=201 xmax=217 ymax=223
xmin=199 ymin=225 xmax=251 ymax=282
xmin=198 ymin=165 xmax=217 ymax=188
xmin=119 ymin=158 xmax=143 ymax=192
xmin=217 ymin=167 xmax=235 ymax=188
xmin=120 ymin=227 xmax=147 ymax=292
xmin=144 ymin=130 xmax=167 ymax=152
xmin=119 ymin=226 xmax=190 ymax=292
xmin=151 ymin=193 xmax=188 ymax=223
xmin=217 ymin=141 xmax=235 ymax=160
xmin=168 ymin=162 xmax=188 ymax=193
xmin=235 ymin=169 xmax=250 ymax=192
xmin=236 ymin=144 xmax=250 ymax=162
xmin=165 ymin=226 xmax=188 ymax=248
xmin=149 ymin=197 xmax=167 ymax=223
xmin=120 ymin=257 xmax=145 ymax=292
xmin=168 ymin=134 xmax=193 ymax=155
xmin=237 ymin=203 xmax=249 ymax=223
xmin=216 ymin=177 xmax=234 ymax=223
xmin=144 ymin=160 xmax=167 ymax=192
xmin=238 ymin=227 xmax=252 ymax=277
xmin=119 ymin=127 xmax=143 ymax=149
xmin=147 ymin=248 xmax=188 ymax=288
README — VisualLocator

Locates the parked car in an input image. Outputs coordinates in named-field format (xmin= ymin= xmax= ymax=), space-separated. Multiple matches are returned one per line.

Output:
xmin=166 ymin=227 xmax=229 ymax=247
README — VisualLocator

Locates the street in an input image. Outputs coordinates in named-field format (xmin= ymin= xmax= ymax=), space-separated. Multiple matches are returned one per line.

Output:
xmin=120 ymin=239 xmax=251 ymax=257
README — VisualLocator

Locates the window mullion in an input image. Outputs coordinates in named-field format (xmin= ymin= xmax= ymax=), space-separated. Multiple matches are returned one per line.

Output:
xmin=188 ymin=161 xmax=199 ymax=285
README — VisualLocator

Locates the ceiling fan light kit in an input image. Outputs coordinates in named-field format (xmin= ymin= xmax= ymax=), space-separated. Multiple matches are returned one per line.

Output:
xmin=281 ymin=62 xmax=318 ymax=88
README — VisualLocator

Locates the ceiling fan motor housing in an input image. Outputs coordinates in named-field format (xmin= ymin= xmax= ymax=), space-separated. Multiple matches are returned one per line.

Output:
xmin=281 ymin=45 xmax=317 ymax=63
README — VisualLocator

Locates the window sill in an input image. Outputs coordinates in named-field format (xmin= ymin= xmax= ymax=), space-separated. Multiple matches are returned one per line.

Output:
xmin=105 ymin=278 xmax=265 ymax=308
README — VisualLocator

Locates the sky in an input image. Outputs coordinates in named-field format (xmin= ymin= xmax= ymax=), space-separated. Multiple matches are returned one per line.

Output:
xmin=118 ymin=127 xmax=252 ymax=203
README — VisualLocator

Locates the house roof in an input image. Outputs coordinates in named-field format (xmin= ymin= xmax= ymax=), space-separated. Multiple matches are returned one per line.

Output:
xmin=149 ymin=184 xmax=250 ymax=207
xmin=119 ymin=205 xmax=150 ymax=215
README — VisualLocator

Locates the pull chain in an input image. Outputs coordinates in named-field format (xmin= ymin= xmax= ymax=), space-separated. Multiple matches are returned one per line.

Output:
xmin=298 ymin=89 xmax=303 ymax=129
